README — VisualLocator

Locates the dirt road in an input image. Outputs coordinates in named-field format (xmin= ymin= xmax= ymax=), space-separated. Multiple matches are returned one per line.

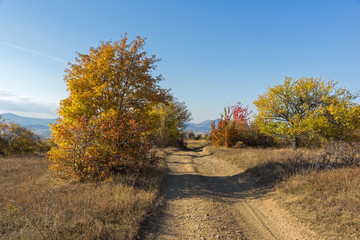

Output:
xmin=148 ymin=145 xmax=320 ymax=240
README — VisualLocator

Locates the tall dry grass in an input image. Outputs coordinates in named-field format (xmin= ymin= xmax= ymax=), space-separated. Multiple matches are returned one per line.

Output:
xmin=205 ymin=142 xmax=360 ymax=183
xmin=0 ymin=156 xmax=166 ymax=239
xmin=204 ymin=145 xmax=308 ymax=181
xmin=205 ymin=143 xmax=360 ymax=239
xmin=278 ymin=168 xmax=360 ymax=239
xmin=185 ymin=139 xmax=210 ymax=149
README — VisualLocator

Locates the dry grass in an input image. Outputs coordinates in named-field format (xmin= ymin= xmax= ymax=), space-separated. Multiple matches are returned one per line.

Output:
xmin=0 ymin=155 xmax=166 ymax=239
xmin=203 ymin=146 xmax=309 ymax=181
xmin=206 ymin=145 xmax=360 ymax=239
xmin=278 ymin=168 xmax=360 ymax=239
xmin=185 ymin=139 xmax=210 ymax=149
xmin=203 ymin=145 xmax=271 ymax=170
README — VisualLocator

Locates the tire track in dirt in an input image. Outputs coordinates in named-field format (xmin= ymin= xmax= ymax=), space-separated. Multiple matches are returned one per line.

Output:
xmin=149 ymin=147 xmax=320 ymax=240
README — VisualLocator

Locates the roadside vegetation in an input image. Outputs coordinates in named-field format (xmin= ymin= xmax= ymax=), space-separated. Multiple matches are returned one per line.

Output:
xmin=1 ymin=35 xmax=190 ymax=239
xmin=208 ymin=77 xmax=360 ymax=239
xmin=2 ymin=34 xmax=359 ymax=238
xmin=49 ymin=34 xmax=190 ymax=181
xmin=205 ymin=144 xmax=360 ymax=239
xmin=0 ymin=155 xmax=166 ymax=239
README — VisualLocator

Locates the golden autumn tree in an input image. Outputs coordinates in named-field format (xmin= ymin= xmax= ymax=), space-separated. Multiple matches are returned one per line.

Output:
xmin=146 ymin=100 xmax=192 ymax=147
xmin=58 ymin=35 xmax=171 ymax=120
xmin=48 ymin=35 xmax=171 ymax=181
xmin=254 ymin=77 xmax=360 ymax=149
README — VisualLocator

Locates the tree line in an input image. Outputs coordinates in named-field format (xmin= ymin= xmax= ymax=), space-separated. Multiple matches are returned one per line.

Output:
xmin=23 ymin=34 xmax=360 ymax=181
xmin=211 ymin=77 xmax=360 ymax=149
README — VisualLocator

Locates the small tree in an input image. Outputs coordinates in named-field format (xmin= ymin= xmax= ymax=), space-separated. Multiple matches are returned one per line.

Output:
xmin=254 ymin=77 xmax=360 ymax=149
xmin=210 ymin=102 xmax=251 ymax=147
xmin=203 ymin=133 xmax=209 ymax=140
xmin=0 ymin=116 xmax=47 ymax=156
xmin=49 ymin=35 xmax=169 ymax=180
xmin=4 ymin=123 xmax=40 ymax=156
xmin=146 ymin=100 xmax=191 ymax=147
xmin=187 ymin=132 xmax=195 ymax=139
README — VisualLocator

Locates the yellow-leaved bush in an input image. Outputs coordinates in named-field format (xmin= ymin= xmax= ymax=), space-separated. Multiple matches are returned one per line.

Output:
xmin=0 ymin=117 xmax=50 ymax=156
xmin=48 ymin=35 xmax=172 ymax=181
xmin=254 ymin=77 xmax=360 ymax=149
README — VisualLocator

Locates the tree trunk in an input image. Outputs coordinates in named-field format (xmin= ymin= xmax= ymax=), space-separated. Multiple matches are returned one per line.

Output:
xmin=292 ymin=135 xmax=298 ymax=150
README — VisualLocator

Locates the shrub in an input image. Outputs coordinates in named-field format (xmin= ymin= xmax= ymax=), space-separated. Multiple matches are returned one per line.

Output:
xmin=319 ymin=141 xmax=360 ymax=167
xmin=245 ymin=141 xmax=360 ymax=184
xmin=195 ymin=134 xmax=202 ymax=140
xmin=187 ymin=131 xmax=195 ymax=139
xmin=49 ymin=112 xmax=159 ymax=181
xmin=210 ymin=102 xmax=278 ymax=148
xmin=0 ymin=119 xmax=47 ymax=156
xmin=239 ymin=125 xmax=277 ymax=148
xmin=203 ymin=133 xmax=209 ymax=140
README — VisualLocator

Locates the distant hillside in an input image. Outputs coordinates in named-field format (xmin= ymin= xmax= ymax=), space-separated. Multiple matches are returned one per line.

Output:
xmin=1 ymin=113 xmax=220 ymax=138
xmin=1 ymin=113 xmax=56 ymax=138
xmin=186 ymin=119 xmax=219 ymax=134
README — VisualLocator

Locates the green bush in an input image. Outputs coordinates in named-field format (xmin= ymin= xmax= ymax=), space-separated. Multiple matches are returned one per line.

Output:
xmin=0 ymin=118 xmax=48 ymax=156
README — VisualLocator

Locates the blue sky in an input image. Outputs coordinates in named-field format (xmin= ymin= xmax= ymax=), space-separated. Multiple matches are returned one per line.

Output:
xmin=0 ymin=0 xmax=359 ymax=122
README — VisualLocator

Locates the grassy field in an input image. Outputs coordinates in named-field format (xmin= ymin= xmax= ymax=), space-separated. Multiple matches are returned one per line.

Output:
xmin=0 ymin=155 xmax=166 ymax=239
xmin=3 ymin=140 xmax=359 ymax=239
xmin=205 ymin=144 xmax=360 ymax=239
xmin=279 ymin=167 xmax=360 ymax=239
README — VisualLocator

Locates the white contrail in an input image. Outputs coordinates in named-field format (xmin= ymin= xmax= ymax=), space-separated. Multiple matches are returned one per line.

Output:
xmin=0 ymin=41 xmax=69 ymax=63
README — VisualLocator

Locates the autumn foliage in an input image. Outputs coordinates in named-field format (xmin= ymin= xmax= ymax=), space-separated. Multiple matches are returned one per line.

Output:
xmin=49 ymin=112 xmax=158 ymax=181
xmin=210 ymin=102 xmax=276 ymax=148
xmin=232 ymin=102 xmax=252 ymax=123
xmin=254 ymin=77 xmax=360 ymax=149
xmin=146 ymin=101 xmax=191 ymax=147
xmin=210 ymin=102 xmax=251 ymax=147
xmin=0 ymin=118 xmax=49 ymax=156
xmin=48 ymin=35 xmax=175 ymax=181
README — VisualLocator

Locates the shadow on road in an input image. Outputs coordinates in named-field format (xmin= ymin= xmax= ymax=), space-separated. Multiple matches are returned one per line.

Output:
xmin=166 ymin=171 xmax=268 ymax=201
xmin=166 ymin=143 xmax=268 ymax=200
xmin=166 ymin=146 xmax=269 ymax=201
xmin=138 ymin=145 xmax=269 ymax=239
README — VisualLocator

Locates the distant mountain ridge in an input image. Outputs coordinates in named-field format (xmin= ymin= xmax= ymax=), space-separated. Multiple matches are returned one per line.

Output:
xmin=1 ymin=113 xmax=56 ymax=138
xmin=185 ymin=119 xmax=219 ymax=134
xmin=1 ymin=113 xmax=219 ymax=138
